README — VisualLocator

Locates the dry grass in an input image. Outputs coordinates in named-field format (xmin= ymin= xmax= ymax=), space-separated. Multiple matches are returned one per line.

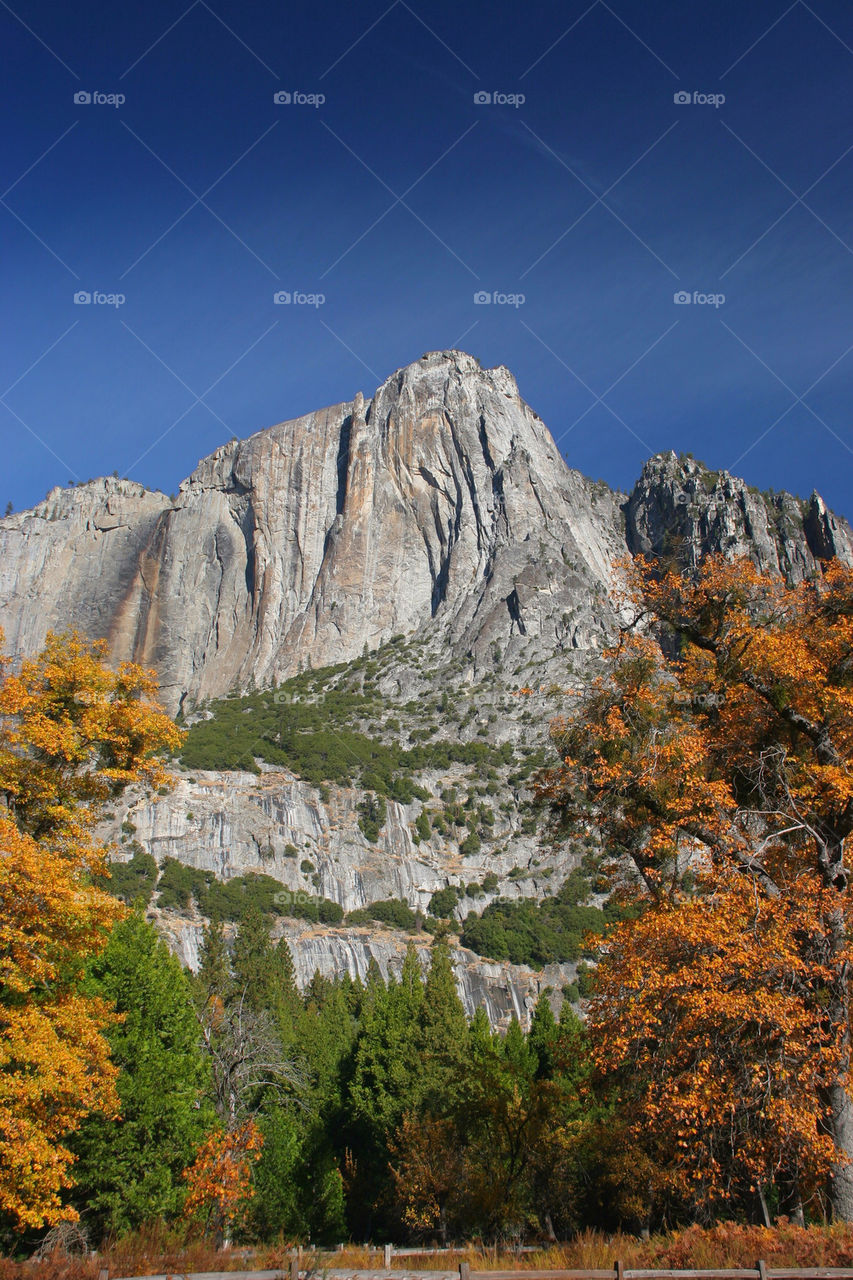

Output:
xmin=7 ymin=1222 xmax=853 ymax=1280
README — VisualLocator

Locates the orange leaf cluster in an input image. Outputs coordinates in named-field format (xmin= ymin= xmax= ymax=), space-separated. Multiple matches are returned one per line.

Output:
xmin=182 ymin=1120 xmax=264 ymax=1229
xmin=539 ymin=557 xmax=853 ymax=1218
xmin=0 ymin=631 xmax=182 ymax=1229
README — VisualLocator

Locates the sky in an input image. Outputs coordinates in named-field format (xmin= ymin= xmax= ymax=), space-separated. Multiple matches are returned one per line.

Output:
xmin=2 ymin=0 xmax=853 ymax=518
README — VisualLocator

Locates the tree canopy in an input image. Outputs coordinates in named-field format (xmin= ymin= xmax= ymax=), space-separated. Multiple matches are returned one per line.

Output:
xmin=540 ymin=556 xmax=853 ymax=1223
xmin=0 ymin=631 xmax=181 ymax=1230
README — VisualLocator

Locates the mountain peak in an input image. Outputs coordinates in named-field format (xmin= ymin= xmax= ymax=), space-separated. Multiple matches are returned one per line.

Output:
xmin=370 ymin=349 xmax=521 ymax=412
xmin=1 ymin=353 xmax=851 ymax=714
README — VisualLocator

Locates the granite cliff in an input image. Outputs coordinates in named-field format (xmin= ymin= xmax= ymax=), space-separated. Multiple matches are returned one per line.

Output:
xmin=3 ymin=350 xmax=851 ymax=1024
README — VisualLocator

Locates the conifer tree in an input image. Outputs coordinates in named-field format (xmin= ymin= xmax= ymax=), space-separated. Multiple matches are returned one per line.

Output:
xmin=198 ymin=914 xmax=231 ymax=999
xmin=419 ymin=938 xmax=468 ymax=1111
xmin=232 ymin=906 xmax=277 ymax=1012
xmin=528 ymin=993 xmax=559 ymax=1079
xmin=71 ymin=913 xmax=212 ymax=1236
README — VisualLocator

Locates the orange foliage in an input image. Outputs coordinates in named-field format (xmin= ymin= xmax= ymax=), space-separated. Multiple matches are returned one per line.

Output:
xmin=182 ymin=1120 xmax=264 ymax=1235
xmin=0 ymin=631 xmax=182 ymax=1229
xmin=389 ymin=1112 xmax=465 ymax=1235
xmin=588 ymin=867 xmax=842 ymax=1211
xmin=0 ymin=630 xmax=182 ymax=841
xmin=540 ymin=557 xmax=853 ymax=1219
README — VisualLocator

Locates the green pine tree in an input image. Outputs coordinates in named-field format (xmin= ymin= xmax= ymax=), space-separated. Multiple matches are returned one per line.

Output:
xmin=233 ymin=905 xmax=277 ymax=1011
xmin=70 ymin=913 xmax=213 ymax=1237
xmin=528 ymin=993 xmax=559 ymax=1079
xmin=345 ymin=948 xmax=426 ymax=1235
xmin=502 ymin=1014 xmax=537 ymax=1077
xmin=468 ymin=1005 xmax=494 ymax=1061
xmin=419 ymin=938 xmax=469 ymax=1111
xmin=197 ymin=912 xmax=231 ymax=998
xmin=248 ymin=1106 xmax=308 ymax=1239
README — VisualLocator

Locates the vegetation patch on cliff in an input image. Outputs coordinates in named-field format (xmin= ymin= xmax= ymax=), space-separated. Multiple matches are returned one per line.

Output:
xmin=177 ymin=650 xmax=517 ymax=798
xmin=459 ymin=867 xmax=636 ymax=965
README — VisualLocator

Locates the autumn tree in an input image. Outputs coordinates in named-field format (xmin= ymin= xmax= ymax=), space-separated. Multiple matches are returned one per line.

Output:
xmin=388 ymin=1113 xmax=465 ymax=1240
xmin=586 ymin=874 xmax=838 ymax=1225
xmin=0 ymin=631 xmax=181 ymax=1230
xmin=540 ymin=557 xmax=853 ymax=1222
xmin=183 ymin=1121 xmax=264 ymax=1243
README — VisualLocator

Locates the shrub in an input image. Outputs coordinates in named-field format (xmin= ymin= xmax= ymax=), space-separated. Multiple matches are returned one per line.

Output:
xmin=102 ymin=849 xmax=158 ymax=906
xmin=178 ymin=662 xmax=514 ymax=791
xmin=428 ymin=886 xmax=461 ymax=918
xmin=357 ymin=793 xmax=386 ymax=842
xmin=317 ymin=899 xmax=344 ymax=924
xmin=346 ymin=898 xmax=417 ymax=930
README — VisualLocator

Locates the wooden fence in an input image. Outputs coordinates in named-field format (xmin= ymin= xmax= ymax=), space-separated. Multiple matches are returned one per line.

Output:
xmin=103 ymin=1263 xmax=853 ymax=1280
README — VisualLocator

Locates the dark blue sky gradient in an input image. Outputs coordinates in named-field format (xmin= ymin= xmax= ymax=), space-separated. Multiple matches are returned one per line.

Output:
xmin=2 ymin=0 xmax=853 ymax=515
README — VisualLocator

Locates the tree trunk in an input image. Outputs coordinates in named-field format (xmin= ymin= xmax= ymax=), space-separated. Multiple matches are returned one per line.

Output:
xmin=779 ymin=1181 xmax=805 ymax=1227
xmin=826 ymin=893 xmax=853 ymax=1222
xmin=827 ymin=1077 xmax=853 ymax=1221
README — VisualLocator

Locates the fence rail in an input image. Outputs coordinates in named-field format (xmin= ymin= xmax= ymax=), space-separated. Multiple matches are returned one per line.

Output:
xmin=104 ymin=1263 xmax=853 ymax=1280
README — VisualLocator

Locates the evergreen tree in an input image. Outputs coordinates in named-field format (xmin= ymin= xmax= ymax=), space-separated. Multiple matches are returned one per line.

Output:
xmin=248 ymin=1107 xmax=307 ymax=1239
xmin=419 ymin=938 xmax=468 ymax=1111
xmin=306 ymin=970 xmax=333 ymax=1006
xmin=346 ymin=948 xmax=426 ymax=1235
xmin=502 ymin=1014 xmax=537 ymax=1077
xmin=303 ymin=981 xmax=357 ymax=1111
xmin=275 ymin=936 xmax=299 ymax=999
xmin=364 ymin=955 xmax=384 ymax=995
xmin=528 ymin=993 xmax=559 ymax=1079
xmin=274 ymin=937 xmax=306 ymax=1057
xmin=232 ymin=906 xmax=277 ymax=1011
xmin=198 ymin=913 xmax=231 ymax=998
xmin=70 ymin=913 xmax=212 ymax=1237
xmin=350 ymin=947 xmax=425 ymax=1135
xmin=468 ymin=1006 xmax=494 ymax=1061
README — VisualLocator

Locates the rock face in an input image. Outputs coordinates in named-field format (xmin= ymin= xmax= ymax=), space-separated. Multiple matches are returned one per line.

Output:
xmin=0 ymin=352 xmax=629 ymax=715
xmin=110 ymin=755 xmax=567 ymax=918
xmin=3 ymin=354 xmax=849 ymax=715
xmin=154 ymin=909 xmax=574 ymax=1029
xmin=3 ymin=350 xmax=852 ymax=1024
xmin=625 ymin=452 xmax=853 ymax=579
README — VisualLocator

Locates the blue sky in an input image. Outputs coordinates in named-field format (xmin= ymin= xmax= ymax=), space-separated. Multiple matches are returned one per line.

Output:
xmin=2 ymin=0 xmax=853 ymax=517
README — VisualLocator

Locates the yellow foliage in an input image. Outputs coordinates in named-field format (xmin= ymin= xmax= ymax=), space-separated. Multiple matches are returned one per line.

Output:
xmin=0 ymin=630 xmax=181 ymax=1229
